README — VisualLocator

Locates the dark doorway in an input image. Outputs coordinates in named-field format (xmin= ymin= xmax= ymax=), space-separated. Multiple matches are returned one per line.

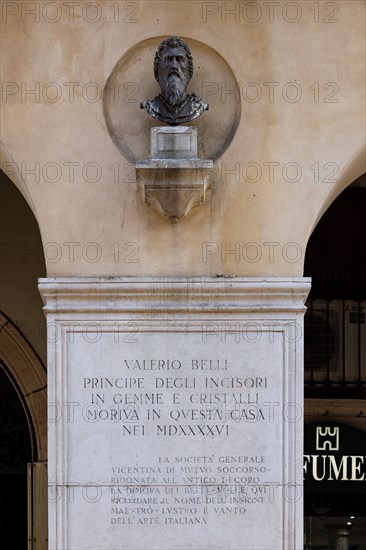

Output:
xmin=304 ymin=180 xmax=366 ymax=398
xmin=0 ymin=363 xmax=33 ymax=549
xmin=304 ymin=175 xmax=366 ymax=549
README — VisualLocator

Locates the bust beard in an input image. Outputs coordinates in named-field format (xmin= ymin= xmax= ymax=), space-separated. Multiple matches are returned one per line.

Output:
xmin=160 ymin=74 xmax=187 ymax=105
xmin=140 ymin=73 xmax=208 ymax=124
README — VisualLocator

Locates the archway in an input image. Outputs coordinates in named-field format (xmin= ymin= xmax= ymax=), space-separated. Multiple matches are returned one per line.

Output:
xmin=0 ymin=360 xmax=34 ymax=548
xmin=308 ymin=145 xmax=366 ymax=237
xmin=303 ymin=172 xmax=366 ymax=549
xmin=0 ymin=313 xmax=47 ymax=461
xmin=304 ymin=173 xmax=366 ymax=397
xmin=0 ymin=169 xmax=47 ymax=547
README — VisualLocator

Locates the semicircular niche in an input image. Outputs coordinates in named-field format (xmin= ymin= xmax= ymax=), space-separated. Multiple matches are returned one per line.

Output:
xmin=103 ymin=36 xmax=241 ymax=162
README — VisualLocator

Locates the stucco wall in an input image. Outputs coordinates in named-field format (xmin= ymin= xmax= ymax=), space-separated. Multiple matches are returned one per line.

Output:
xmin=1 ymin=0 xmax=365 ymax=277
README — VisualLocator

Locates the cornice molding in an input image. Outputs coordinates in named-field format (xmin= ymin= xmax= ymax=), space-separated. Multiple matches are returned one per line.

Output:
xmin=39 ymin=277 xmax=311 ymax=315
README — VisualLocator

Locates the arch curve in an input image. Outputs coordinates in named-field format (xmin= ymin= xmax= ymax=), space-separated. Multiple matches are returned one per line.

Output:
xmin=309 ymin=144 xmax=366 ymax=237
xmin=0 ymin=312 xmax=47 ymax=461
xmin=0 ymin=140 xmax=39 ymax=217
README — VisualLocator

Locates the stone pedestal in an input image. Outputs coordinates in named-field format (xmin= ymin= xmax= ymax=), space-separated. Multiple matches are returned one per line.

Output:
xmin=151 ymin=126 xmax=198 ymax=159
xmin=136 ymin=127 xmax=213 ymax=222
xmin=39 ymin=277 xmax=310 ymax=550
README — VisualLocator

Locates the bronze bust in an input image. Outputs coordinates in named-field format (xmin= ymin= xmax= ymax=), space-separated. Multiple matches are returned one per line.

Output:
xmin=140 ymin=36 xmax=208 ymax=125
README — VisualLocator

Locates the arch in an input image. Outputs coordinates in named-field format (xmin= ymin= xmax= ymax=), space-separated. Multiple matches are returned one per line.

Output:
xmin=0 ymin=140 xmax=39 ymax=218
xmin=308 ymin=144 xmax=366 ymax=237
xmin=304 ymin=178 xmax=366 ymax=295
xmin=303 ymin=174 xmax=366 ymax=401
xmin=1 ymin=167 xmax=47 ymax=362
xmin=0 ymin=312 xmax=47 ymax=461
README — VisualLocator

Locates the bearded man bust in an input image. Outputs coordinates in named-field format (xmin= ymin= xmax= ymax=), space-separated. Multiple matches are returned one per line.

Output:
xmin=140 ymin=36 xmax=208 ymax=125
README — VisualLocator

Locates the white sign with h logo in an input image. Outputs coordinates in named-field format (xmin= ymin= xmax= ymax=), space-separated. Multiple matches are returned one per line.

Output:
xmin=316 ymin=426 xmax=340 ymax=451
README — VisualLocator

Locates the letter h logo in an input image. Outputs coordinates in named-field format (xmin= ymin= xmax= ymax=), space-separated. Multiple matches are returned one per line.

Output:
xmin=316 ymin=427 xmax=339 ymax=451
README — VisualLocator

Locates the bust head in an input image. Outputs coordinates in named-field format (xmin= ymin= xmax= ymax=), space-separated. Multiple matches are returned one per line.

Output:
xmin=154 ymin=36 xmax=194 ymax=105
xmin=140 ymin=36 xmax=208 ymax=124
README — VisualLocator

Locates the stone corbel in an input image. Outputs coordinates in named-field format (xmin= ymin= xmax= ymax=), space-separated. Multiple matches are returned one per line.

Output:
xmin=135 ymin=127 xmax=213 ymax=222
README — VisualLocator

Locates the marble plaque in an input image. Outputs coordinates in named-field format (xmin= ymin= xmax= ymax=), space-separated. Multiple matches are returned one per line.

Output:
xmin=60 ymin=328 xmax=292 ymax=549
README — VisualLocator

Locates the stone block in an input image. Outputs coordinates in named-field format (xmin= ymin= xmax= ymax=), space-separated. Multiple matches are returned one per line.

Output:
xmin=151 ymin=126 xmax=197 ymax=159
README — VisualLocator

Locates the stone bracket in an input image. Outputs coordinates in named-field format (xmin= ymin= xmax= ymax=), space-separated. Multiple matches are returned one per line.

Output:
xmin=135 ymin=127 xmax=213 ymax=222
xmin=135 ymin=159 xmax=213 ymax=222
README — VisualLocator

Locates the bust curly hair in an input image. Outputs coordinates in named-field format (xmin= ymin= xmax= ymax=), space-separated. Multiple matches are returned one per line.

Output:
xmin=154 ymin=36 xmax=194 ymax=83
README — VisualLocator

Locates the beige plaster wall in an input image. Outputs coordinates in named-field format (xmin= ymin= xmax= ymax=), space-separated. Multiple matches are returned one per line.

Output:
xmin=1 ymin=0 xmax=365 ymax=277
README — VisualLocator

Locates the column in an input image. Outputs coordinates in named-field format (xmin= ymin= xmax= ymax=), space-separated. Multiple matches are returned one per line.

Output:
xmin=39 ymin=276 xmax=310 ymax=550
xmin=326 ymin=525 xmax=351 ymax=550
